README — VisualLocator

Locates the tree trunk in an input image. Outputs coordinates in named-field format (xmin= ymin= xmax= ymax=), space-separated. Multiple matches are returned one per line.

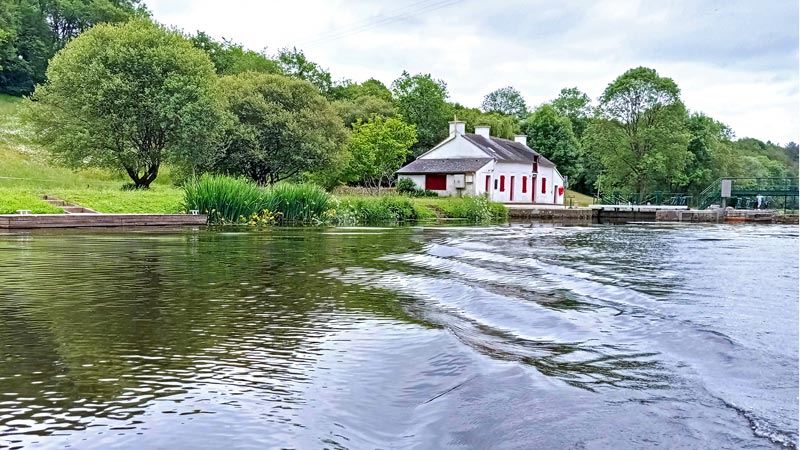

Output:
xmin=125 ymin=163 xmax=160 ymax=189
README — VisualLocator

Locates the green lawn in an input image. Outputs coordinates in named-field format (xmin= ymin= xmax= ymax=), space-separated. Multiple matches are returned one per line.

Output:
xmin=1 ymin=94 xmax=182 ymax=214
xmin=0 ymin=188 xmax=63 ymax=214
xmin=53 ymin=187 xmax=184 ymax=213
xmin=565 ymin=189 xmax=596 ymax=207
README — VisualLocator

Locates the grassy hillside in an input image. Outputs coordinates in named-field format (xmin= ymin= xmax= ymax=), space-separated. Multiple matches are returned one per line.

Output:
xmin=0 ymin=94 xmax=183 ymax=213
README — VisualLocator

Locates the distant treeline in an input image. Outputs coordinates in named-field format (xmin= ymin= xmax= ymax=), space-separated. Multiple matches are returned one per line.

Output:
xmin=3 ymin=0 xmax=797 ymax=194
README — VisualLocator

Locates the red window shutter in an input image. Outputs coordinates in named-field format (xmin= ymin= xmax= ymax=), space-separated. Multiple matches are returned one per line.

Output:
xmin=541 ymin=178 xmax=547 ymax=194
xmin=510 ymin=176 xmax=515 ymax=201
xmin=522 ymin=177 xmax=527 ymax=193
xmin=425 ymin=174 xmax=447 ymax=191
xmin=485 ymin=175 xmax=490 ymax=192
xmin=500 ymin=176 xmax=505 ymax=192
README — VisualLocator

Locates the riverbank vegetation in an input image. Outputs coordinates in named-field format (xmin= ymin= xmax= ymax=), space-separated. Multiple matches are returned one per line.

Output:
xmin=182 ymin=174 xmax=504 ymax=225
xmin=1 ymin=1 xmax=796 ymax=213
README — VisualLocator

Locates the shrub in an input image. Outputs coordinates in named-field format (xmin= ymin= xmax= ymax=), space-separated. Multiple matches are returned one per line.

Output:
xmin=396 ymin=177 xmax=416 ymax=194
xmin=396 ymin=177 xmax=439 ymax=197
xmin=332 ymin=195 xmax=433 ymax=224
xmin=420 ymin=196 xmax=508 ymax=222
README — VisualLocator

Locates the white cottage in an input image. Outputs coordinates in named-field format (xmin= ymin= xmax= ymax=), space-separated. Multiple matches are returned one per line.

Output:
xmin=397 ymin=121 xmax=565 ymax=204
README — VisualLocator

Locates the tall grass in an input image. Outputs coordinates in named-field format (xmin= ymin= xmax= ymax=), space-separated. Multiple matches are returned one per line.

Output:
xmin=182 ymin=175 xmax=332 ymax=224
xmin=182 ymin=175 xmax=264 ymax=223
xmin=262 ymin=183 xmax=331 ymax=224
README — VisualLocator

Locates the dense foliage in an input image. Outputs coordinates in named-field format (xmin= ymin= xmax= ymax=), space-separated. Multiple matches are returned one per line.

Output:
xmin=481 ymin=86 xmax=528 ymax=120
xmin=4 ymin=5 xmax=795 ymax=199
xmin=0 ymin=0 xmax=143 ymax=95
xmin=391 ymin=71 xmax=452 ymax=157
xmin=524 ymin=105 xmax=580 ymax=179
xmin=343 ymin=116 xmax=417 ymax=191
xmin=182 ymin=174 xmax=331 ymax=224
xmin=215 ymin=72 xmax=347 ymax=184
xmin=26 ymin=19 xmax=222 ymax=188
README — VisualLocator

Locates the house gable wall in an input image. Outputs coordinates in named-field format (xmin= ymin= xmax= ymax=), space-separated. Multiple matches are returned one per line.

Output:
xmin=419 ymin=135 xmax=488 ymax=159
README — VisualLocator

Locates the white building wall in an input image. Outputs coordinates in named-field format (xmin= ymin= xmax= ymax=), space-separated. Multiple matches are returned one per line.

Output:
xmin=397 ymin=172 xmax=482 ymax=197
xmin=480 ymin=161 xmax=535 ymax=204
xmin=400 ymin=174 xmax=426 ymax=191
xmin=533 ymin=165 xmax=565 ymax=205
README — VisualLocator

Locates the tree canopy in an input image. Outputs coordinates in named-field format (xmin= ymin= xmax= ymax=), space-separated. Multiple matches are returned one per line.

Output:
xmin=0 ymin=0 xmax=144 ymax=95
xmin=481 ymin=86 xmax=528 ymax=120
xmin=276 ymin=47 xmax=333 ymax=97
xmin=524 ymin=105 xmax=580 ymax=179
xmin=551 ymin=87 xmax=592 ymax=138
xmin=215 ymin=72 xmax=348 ymax=184
xmin=590 ymin=67 xmax=692 ymax=195
xmin=26 ymin=19 xmax=222 ymax=188
xmin=452 ymin=104 xmax=519 ymax=139
xmin=391 ymin=71 xmax=452 ymax=157
xmin=343 ymin=116 xmax=417 ymax=191
xmin=191 ymin=32 xmax=280 ymax=75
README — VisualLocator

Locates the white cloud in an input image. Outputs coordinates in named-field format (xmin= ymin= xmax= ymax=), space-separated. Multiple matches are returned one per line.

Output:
xmin=146 ymin=0 xmax=799 ymax=144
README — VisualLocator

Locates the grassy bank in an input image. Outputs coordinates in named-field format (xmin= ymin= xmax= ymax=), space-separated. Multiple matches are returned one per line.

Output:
xmin=1 ymin=95 xmax=508 ymax=223
xmin=1 ymin=94 xmax=182 ymax=213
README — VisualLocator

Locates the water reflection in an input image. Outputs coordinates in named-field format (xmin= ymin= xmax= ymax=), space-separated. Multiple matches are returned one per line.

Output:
xmin=0 ymin=225 xmax=797 ymax=449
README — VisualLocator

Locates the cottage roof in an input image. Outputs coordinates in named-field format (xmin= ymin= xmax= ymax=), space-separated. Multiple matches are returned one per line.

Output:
xmin=396 ymin=158 xmax=492 ymax=174
xmin=461 ymin=134 xmax=556 ymax=167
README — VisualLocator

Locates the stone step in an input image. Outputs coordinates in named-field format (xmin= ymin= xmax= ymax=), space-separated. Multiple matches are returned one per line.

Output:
xmin=64 ymin=207 xmax=98 ymax=214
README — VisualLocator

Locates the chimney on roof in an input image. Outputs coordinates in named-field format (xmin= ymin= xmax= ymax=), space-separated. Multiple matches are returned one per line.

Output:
xmin=514 ymin=135 xmax=527 ymax=145
xmin=449 ymin=120 xmax=466 ymax=135
xmin=475 ymin=125 xmax=491 ymax=138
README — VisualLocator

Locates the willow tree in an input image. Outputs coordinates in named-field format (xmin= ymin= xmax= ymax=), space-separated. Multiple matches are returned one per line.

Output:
xmin=588 ymin=67 xmax=690 ymax=195
xmin=26 ymin=19 xmax=222 ymax=188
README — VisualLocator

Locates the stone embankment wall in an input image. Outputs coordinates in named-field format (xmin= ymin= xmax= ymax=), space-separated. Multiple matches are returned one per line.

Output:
xmin=508 ymin=207 xmax=592 ymax=223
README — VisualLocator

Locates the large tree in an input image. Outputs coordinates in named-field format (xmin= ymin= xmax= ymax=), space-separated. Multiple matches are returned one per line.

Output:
xmin=191 ymin=32 xmax=281 ymax=75
xmin=682 ymin=113 xmax=735 ymax=195
xmin=216 ymin=72 xmax=348 ymax=184
xmin=551 ymin=87 xmax=592 ymax=138
xmin=451 ymin=103 xmax=519 ymax=139
xmin=26 ymin=19 xmax=222 ymax=188
xmin=391 ymin=71 xmax=452 ymax=156
xmin=332 ymin=95 xmax=396 ymax=129
xmin=343 ymin=116 xmax=417 ymax=191
xmin=0 ymin=0 xmax=143 ymax=95
xmin=481 ymin=86 xmax=528 ymax=120
xmin=524 ymin=104 xmax=580 ymax=179
xmin=329 ymin=78 xmax=393 ymax=103
xmin=588 ymin=67 xmax=691 ymax=195
xmin=276 ymin=47 xmax=333 ymax=97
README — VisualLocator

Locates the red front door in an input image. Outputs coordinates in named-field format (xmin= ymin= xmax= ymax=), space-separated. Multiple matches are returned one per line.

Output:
xmin=425 ymin=174 xmax=447 ymax=191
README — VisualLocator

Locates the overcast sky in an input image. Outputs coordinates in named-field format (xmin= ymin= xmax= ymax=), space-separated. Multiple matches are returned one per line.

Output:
xmin=146 ymin=0 xmax=798 ymax=144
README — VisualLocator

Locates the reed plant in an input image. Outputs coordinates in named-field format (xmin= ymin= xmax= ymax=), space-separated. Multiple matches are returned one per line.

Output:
xmin=262 ymin=183 xmax=331 ymax=224
xmin=182 ymin=174 xmax=264 ymax=223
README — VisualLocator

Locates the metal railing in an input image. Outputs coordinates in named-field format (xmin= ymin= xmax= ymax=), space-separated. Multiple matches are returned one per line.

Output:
xmin=696 ymin=177 xmax=799 ymax=210
xmin=601 ymin=192 xmax=692 ymax=206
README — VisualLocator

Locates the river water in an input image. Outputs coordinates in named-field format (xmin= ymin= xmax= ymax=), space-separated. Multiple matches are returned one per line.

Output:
xmin=0 ymin=224 xmax=797 ymax=449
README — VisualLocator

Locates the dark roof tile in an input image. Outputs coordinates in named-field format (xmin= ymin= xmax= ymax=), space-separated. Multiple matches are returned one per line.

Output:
xmin=396 ymin=158 xmax=492 ymax=174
